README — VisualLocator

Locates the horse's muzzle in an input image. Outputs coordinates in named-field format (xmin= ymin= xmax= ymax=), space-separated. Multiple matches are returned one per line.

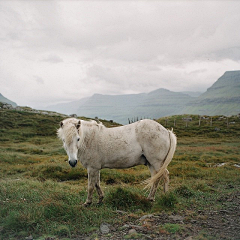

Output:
xmin=69 ymin=160 xmax=77 ymax=168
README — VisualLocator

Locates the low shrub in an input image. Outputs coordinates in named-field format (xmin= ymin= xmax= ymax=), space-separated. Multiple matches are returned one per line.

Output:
xmin=162 ymin=223 xmax=182 ymax=234
xmin=155 ymin=192 xmax=178 ymax=209
xmin=105 ymin=187 xmax=152 ymax=211
xmin=54 ymin=225 xmax=71 ymax=237
xmin=31 ymin=164 xmax=87 ymax=181
xmin=175 ymin=185 xmax=195 ymax=198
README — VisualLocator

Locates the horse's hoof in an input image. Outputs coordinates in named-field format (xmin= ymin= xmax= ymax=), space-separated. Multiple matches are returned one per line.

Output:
xmin=83 ymin=202 xmax=92 ymax=207
xmin=147 ymin=197 xmax=155 ymax=202
xmin=97 ymin=197 xmax=104 ymax=205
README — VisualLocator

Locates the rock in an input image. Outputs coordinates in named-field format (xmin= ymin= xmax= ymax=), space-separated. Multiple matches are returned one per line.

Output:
xmin=128 ymin=224 xmax=145 ymax=230
xmin=185 ymin=236 xmax=193 ymax=240
xmin=25 ymin=235 xmax=33 ymax=240
xmin=122 ymin=224 xmax=130 ymax=229
xmin=169 ymin=214 xmax=184 ymax=221
xmin=129 ymin=228 xmax=137 ymax=235
xmin=100 ymin=223 xmax=110 ymax=234
xmin=216 ymin=163 xmax=226 ymax=167
xmin=116 ymin=210 xmax=127 ymax=214
xmin=139 ymin=214 xmax=154 ymax=221
xmin=233 ymin=164 xmax=240 ymax=168
xmin=2 ymin=103 xmax=14 ymax=109
xmin=15 ymin=106 xmax=23 ymax=111
xmin=69 ymin=114 xmax=78 ymax=118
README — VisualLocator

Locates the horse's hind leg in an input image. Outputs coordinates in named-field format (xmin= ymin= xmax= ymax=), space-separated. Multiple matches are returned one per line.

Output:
xmin=163 ymin=169 xmax=169 ymax=193
xmin=147 ymin=165 xmax=161 ymax=201
xmin=84 ymin=168 xmax=103 ymax=206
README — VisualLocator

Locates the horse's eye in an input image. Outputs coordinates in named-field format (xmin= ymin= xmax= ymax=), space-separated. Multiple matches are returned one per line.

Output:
xmin=77 ymin=138 xmax=80 ymax=142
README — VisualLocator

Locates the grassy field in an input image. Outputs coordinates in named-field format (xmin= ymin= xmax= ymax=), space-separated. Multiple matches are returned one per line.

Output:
xmin=0 ymin=109 xmax=239 ymax=239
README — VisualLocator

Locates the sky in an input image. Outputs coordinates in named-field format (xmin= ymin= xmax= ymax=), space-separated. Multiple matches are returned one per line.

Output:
xmin=0 ymin=1 xmax=240 ymax=109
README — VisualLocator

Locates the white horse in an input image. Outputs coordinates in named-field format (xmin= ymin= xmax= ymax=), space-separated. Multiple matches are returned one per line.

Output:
xmin=57 ymin=118 xmax=177 ymax=206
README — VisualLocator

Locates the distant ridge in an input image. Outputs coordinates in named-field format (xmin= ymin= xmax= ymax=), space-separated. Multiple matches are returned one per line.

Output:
xmin=43 ymin=71 xmax=240 ymax=124
xmin=183 ymin=71 xmax=240 ymax=116
xmin=0 ymin=93 xmax=17 ymax=107
xmin=46 ymin=88 xmax=195 ymax=124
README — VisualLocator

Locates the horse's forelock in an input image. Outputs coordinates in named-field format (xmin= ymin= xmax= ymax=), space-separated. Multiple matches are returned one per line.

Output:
xmin=62 ymin=124 xmax=79 ymax=145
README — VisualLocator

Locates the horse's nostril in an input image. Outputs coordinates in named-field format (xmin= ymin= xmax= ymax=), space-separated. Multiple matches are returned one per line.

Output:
xmin=69 ymin=160 xmax=77 ymax=167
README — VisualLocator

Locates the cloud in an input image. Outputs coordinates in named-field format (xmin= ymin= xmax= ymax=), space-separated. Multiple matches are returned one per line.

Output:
xmin=34 ymin=76 xmax=44 ymax=84
xmin=41 ymin=54 xmax=63 ymax=63
xmin=0 ymin=1 xmax=240 ymax=109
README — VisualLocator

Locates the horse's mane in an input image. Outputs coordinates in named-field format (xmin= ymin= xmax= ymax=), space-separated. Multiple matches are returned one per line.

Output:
xmin=81 ymin=119 xmax=105 ymax=130
xmin=57 ymin=118 xmax=105 ymax=148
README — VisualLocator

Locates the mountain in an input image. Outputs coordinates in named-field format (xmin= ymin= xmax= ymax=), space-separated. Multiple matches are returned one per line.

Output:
xmin=129 ymin=88 xmax=193 ymax=121
xmin=183 ymin=71 xmax=240 ymax=116
xmin=77 ymin=89 xmax=195 ymax=124
xmin=0 ymin=93 xmax=17 ymax=107
xmin=45 ymin=97 xmax=90 ymax=115
xmin=182 ymin=91 xmax=203 ymax=97
xmin=45 ymin=71 xmax=240 ymax=124
xmin=46 ymin=89 xmax=194 ymax=124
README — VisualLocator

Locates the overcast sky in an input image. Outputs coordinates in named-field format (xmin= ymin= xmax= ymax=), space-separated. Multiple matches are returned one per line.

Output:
xmin=1 ymin=1 xmax=240 ymax=108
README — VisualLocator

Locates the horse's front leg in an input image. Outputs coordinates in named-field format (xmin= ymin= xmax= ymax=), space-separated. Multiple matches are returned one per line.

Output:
xmin=95 ymin=170 xmax=104 ymax=204
xmin=84 ymin=168 xmax=103 ymax=206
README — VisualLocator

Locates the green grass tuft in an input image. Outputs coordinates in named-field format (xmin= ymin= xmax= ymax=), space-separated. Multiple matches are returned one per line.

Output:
xmin=175 ymin=185 xmax=195 ymax=198
xmin=105 ymin=187 xmax=152 ymax=211
xmin=155 ymin=192 xmax=178 ymax=209
xmin=162 ymin=223 xmax=182 ymax=234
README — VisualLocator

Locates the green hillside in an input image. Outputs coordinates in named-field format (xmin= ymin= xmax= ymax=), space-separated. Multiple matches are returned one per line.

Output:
xmin=184 ymin=71 xmax=240 ymax=116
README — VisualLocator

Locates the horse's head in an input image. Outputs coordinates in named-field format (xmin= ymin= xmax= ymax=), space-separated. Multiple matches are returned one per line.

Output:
xmin=57 ymin=118 xmax=81 ymax=168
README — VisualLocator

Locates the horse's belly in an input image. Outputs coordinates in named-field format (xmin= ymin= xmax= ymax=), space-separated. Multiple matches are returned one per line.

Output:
xmin=102 ymin=154 xmax=147 ymax=169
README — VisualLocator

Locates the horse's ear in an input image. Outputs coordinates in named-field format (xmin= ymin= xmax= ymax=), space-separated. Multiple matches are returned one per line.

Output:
xmin=76 ymin=120 xmax=81 ymax=129
xmin=60 ymin=121 xmax=63 ymax=128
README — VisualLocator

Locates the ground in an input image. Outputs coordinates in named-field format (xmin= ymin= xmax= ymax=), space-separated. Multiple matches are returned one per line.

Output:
xmin=1 ymin=110 xmax=240 ymax=240
xmin=67 ymin=189 xmax=240 ymax=240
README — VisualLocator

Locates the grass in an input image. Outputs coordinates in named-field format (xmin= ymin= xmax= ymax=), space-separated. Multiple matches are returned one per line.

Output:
xmin=0 ymin=179 xmax=119 ymax=238
xmin=0 ymin=108 xmax=239 ymax=239
xmin=105 ymin=187 xmax=152 ymax=211
xmin=162 ymin=223 xmax=182 ymax=234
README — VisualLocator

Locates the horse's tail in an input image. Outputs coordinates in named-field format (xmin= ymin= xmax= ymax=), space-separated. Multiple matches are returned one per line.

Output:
xmin=144 ymin=129 xmax=177 ymax=189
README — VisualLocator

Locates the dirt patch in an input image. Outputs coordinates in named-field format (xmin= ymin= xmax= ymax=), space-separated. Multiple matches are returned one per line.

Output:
xmin=70 ymin=191 xmax=240 ymax=240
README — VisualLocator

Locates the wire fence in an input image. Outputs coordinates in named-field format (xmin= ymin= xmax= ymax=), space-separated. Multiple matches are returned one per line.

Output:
xmin=128 ymin=115 xmax=240 ymax=130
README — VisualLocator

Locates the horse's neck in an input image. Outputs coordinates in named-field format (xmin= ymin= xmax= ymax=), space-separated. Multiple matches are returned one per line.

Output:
xmin=80 ymin=124 xmax=99 ymax=148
